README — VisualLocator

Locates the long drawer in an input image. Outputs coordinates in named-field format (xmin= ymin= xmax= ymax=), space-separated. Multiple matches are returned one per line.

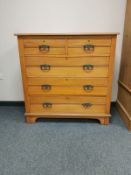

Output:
xmin=28 ymin=77 xmax=108 ymax=86
xmin=29 ymin=96 xmax=106 ymax=104
xmin=26 ymin=66 xmax=109 ymax=77
xmin=25 ymin=56 xmax=109 ymax=66
xmin=30 ymin=103 xmax=106 ymax=114
xmin=28 ymin=85 xmax=108 ymax=96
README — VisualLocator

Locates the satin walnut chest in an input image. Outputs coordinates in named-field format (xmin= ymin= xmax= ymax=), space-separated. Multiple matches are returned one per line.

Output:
xmin=16 ymin=33 xmax=117 ymax=124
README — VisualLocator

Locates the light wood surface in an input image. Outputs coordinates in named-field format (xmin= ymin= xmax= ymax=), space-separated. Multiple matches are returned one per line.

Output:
xmin=15 ymin=33 xmax=118 ymax=36
xmin=25 ymin=56 xmax=110 ymax=66
xmin=28 ymin=77 xmax=108 ymax=86
xmin=30 ymin=96 xmax=106 ymax=104
xmin=67 ymin=38 xmax=111 ymax=46
xmin=24 ymin=39 xmax=66 ymax=47
xmin=30 ymin=104 xmax=106 ymax=114
xmin=24 ymin=47 xmax=66 ymax=55
xmin=28 ymin=86 xmax=108 ymax=96
xmin=16 ymin=33 xmax=117 ymax=124
xmin=17 ymin=38 xmax=30 ymax=112
xmin=26 ymin=66 xmax=109 ymax=77
xmin=67 ymin=47 xmax=110 ymax=56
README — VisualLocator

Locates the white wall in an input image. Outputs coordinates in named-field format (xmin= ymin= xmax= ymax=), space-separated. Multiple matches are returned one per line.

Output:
xmin=0 ymin=0 xmax=127 ymax=101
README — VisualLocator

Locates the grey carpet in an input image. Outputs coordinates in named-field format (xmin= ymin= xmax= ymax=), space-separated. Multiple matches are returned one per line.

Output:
xmin=0 ymin=106 xmax=131 ymax=175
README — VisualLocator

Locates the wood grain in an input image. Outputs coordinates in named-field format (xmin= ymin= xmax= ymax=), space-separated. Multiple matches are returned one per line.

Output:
xmin=30 ymin=104 xmax=106 ymax=114
xmin=68 ymin=46 xmax=110 ymax=56
xmin=25 ymin=56 xmax=110 ymax=66
xmin=28 ymin=77 xmax=108 ymax=86
xmin=28 ymin=86 xmax=108 ymax=96
xmin=15 ymin=33 xmax=118 ymax=36
xmin=26 ymin=66 xmax=109 ymax=78
xmin=117 ymin=0 xmax=131 ymax=130
xmin=67 ymin=37 xmax=112 ymax=46
xmin=29 ymin=95 xmax=106 ymax=104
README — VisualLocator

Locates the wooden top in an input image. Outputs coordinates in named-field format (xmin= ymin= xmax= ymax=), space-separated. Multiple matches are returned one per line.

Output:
xmin=15 ymin=33 xmax=119 ymax=36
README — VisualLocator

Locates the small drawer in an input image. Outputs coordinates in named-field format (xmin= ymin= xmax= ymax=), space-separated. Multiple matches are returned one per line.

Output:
xmin=28 ymin=77 xmax=108 ymax=86
xmin=25 ymin=56 xmax=109 ymax=66
xmin=23 ymin=39 xmax=66 ymax=56
xmin=26 ymin=66 xmax=109 ymax=78
xmin=67 ymin=36 xmax=111 ymax=56
xmin=28 ymin=85 xmax=108 ymax=96
xmin=30 ymin=96 xmax=106 ymax=104
xmin=30 ymin=103 xmax=106 ymax=114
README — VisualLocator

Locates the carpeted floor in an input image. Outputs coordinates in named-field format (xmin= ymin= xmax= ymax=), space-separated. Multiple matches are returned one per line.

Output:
xmin=0 ymin=105 xmax=131 ymax=175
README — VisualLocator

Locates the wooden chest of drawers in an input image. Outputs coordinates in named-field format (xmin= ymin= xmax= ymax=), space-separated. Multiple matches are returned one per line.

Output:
xmin=16 ymin=33 xmax=117 ymax=124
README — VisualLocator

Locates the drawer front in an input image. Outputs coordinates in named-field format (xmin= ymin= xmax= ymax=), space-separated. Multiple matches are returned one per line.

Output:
xmin=25 ymin=56 xmax=109 ymax=66
xmin=30 ymin=103 xmax=106 ymax=114
xmin=67 ymin=37 xmax=112 ymax=46
xmin=24 ymin=38 xmax=66 ymax=55
xmin=28 ymin=86 xmax=108 ymax=96
xmin=28 ymin=77 xmax=108 ymax=86
xmin=30 ymin=96 xmax=106 ymax=104
xmin=24 ymin=39 xmax=66 ymax=47
xmin=26 ymin=66 xmax=109 ymax=77
xmin=24 ymin=47 xmax=65 ymax=55
xmin=68 ymin=46 xmax=111 ymax=56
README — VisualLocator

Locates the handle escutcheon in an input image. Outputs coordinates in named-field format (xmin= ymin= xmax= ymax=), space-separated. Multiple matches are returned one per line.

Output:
xmin=39 ymin=45 xmax=50 ymax=51
xmin=41 ymin=84 xmax=52 ymax=90
xmin=83 ymin=44 xmax=94 ymax=51
xmin=83 ymin=85 xmax=94 ymax=90
xmin=42 ymin=102 xmax=52 ymax=108
xmin=83 ymin=64 xmax=94 ymax=70
xmin=40 ymin=64 xmax=51 ymax=70
xmin=82 ymin=103 xmax=93 ymax=108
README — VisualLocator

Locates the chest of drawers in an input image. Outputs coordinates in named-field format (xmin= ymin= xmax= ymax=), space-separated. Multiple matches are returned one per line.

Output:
xmin=16 ymin=33 xmax=117 ymax=124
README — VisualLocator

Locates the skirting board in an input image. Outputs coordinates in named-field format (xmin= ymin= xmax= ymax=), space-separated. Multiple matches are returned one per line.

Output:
xmin=0 ymin=101 xmax=116 ymax=107
xmin=0 ymin=101 xmax=24 ymax=106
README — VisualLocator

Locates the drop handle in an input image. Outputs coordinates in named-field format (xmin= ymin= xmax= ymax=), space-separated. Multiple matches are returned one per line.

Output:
xmin=83 ymin=64 xmax=94 ymax=70
xmin=82 ymin=103 xmax=93 ymax=108
xmin=42 ymin=102 xmax=52 ymax=108
xmin=40 ymin=64 xmax=51 ymax=70
xmin=83 ymin=44 xmax=94 ymax=51
xmin=39 ymin=45 xmax=50 ymax=51
xmin=41 ymin=84 xmax=52 ymax=90
xmin=83 ymin=85 xmax=94 ymax=90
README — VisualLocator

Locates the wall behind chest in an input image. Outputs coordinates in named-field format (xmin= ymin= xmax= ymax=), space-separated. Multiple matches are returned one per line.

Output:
xmin=0 ymin=0 xmax=127 ymax=101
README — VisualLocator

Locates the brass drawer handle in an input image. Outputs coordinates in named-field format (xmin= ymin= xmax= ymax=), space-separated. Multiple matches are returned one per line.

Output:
xmin=83 ymin=64 xmax=94 ymax=70
xmin=83 ymin=44 xmax=94 ymax=51
xmin=83 ymin=85 xmax=94 ymax=90
xmin=40 ymin=64 xmax=51 ymax=70
xmin=41 ymin=84 xmax=51 ymax=90
xmin=39 ymin=45 xmax=50 ymax=51
xmin=82 ymin=103 xmax=93 ymax=108
xmin=43 ymin=102 xmax=52 ymax=108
